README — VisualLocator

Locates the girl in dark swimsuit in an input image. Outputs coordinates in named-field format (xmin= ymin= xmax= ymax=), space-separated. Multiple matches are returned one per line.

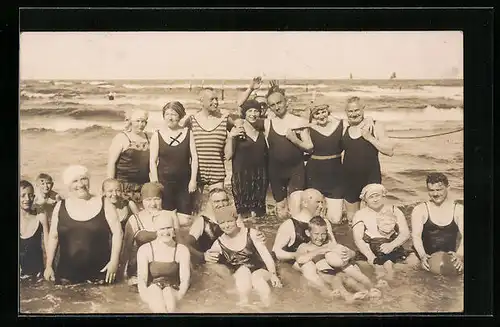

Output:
xmin=206 ymin=206 xmax=282 ymax=307
xmin=137 ymin=212 xmax=190 ymax=313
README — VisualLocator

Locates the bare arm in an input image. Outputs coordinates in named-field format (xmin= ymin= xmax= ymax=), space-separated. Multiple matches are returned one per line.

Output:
xmin=237 ymin=77 xmax=262 ymax=107
xmin=136 ymin=245 xmax=151 ymax=303
xmin=189 ymin=131 xmax=199 ymax=184
xmin=104 ymin=198 xmax=123 ymax=268
xmin=45 ymin=202 xmax=61 ymax=270
xmin=107 ymin=134 xmax=125 ymax=179
xmin=411 ymin=204 xmax=428 ymax=259
xmin=176 ymin=244 xmax=191 ymax=299
xmin=455 ymin=204 xmax=464 ymax=257
xmin=352 ymin=214 xmax=377 ymax=263
xmin=295 ymin=243 xmax=329 ymax=265
xmin=149 ymin=131 xmax=160 ymax=182
xmin=118 ymin=220 xmax=135 ymax=279
xmin=271 ymin=220 xmax=297 ymax=261
xmin=250 ymin=229 xmax=277 ymax=274
xmin=37 ymin=211 xmax=50 ymax=254
xmin=128 ymin=201 xmax=140 ymax=215
xmin=390 ymin=207 xmax=411 ymax=248
xmin=364 ymin=121 xmax=394 ymax=157
xmin=224 ymin=130 xmax=234 ymax=161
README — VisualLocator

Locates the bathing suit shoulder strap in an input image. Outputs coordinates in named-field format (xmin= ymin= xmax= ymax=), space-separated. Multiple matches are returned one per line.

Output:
xmin=173 ymin=243 xmax=178 ymax=262
xmin=134 ymin=213 xmax=145 ymax=230
xmin=149 ymin=242 xmax=155 ymax=261
xmin=452 ymin=202 xmax=458 ymax=222
xmin=144 ymin=132 xmax=149 ymax=143
xmin=424 ymin=202 xmax=430 ymax=223
xmin=122 ymin=131 xmax=132 ymax=145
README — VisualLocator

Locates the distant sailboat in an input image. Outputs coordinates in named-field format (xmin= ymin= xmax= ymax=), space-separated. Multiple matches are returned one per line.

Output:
xmin=350 ymin=73 xmax=353 ymax=80
xmin=390 ymin=72 xmax=397 ymax=80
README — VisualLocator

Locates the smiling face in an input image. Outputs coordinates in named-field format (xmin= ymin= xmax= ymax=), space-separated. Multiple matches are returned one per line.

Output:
xmin=210 ymin=191 xmax=230 ymax=209
xmin=163 ymin=108 xmax=181 ymax=129
xmin=142 ymin=196 xmax=162 ymax=212
xmin=20 ymin=186 xmax=35 ymax=211
xmin=312 ymin=107 xmax=330 ymax=126
xmin=69 ymin=175 xmax=91 ymax=199
xmin=103 ymin=180 xmax=122 ymax=204
xmin=267 ymin=92 xmax=287 ymax=118
xmin=364 ymin=191 xmax=385 ymax=211
xmin=200 ymin=89 xmax=219 ymax=113
xmin=307 ymin=224 xmax=329 ymax=247
xmin=245 ymin=108 xmax=260 ymax=124
xmin=302 ymin=190 xmax=325 ymax=216
xmin=36 ymin=178 xmax=53 ymax=196
xmin=427 ymin=182 xmax=449 ymax=206
xmin=154 ymin=213 xmax=176 ymax=244
xmin=216 ymin=212 xmax=239 ymax=236
xmin=345 ymin=100 xmax=364 ymax=126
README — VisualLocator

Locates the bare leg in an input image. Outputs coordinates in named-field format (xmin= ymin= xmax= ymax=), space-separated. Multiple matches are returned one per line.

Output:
xmin=342 ymin=264 xmax=373 ymax=290
xmin=301 ymin=261 xmax=332 ymax=297
xmin=288 ymin=191 xmax=302 ymax=218
xmin=146 ymin=284 xmax=167 ymax=313
xmin=163 ymin=287 xmax=177 ymax=313
xmin=251 ymin=269 xmax=272 ymax=307
xmin=233 ymin=266 xmax=253 ymax=306
xmin=344 ymin=200 xmax=360 ymax=225
xmin=324 ymin=198 xmax=344 ymax=225
xmin=405 ymin=253 xmax=420 ymax=268
xmin=275 ymin=199 xmax=289 ymax=219
xmin=342 ymin=275 xmax=366 ymax=293
xmin=321 ymin=273 xmax=355 ymax=303
xmin=383 ymin=261 xmax=395 ymax=280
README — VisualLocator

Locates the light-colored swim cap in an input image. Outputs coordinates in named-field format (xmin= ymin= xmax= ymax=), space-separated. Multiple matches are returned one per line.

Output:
xmin=62 ymin=165 xmax=89 ymax=186
xmin=141 ymin=182 xmax=164 ymax=199
xmin=126 ymin=109 xmax=149 ymax=121
xmin=153 ymin=211 xmax=174 ymax=230
xmin=359 ymin=183 xmax=387 ymax=200
xmin=213 ymin=205 xmax=238 ymax=224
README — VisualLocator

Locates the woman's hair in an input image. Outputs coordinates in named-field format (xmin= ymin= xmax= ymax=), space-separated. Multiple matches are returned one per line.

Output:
xmin=124 ymin=109 xmax=149 ymax=132
xmin=162 ymin=101 xmax=186 ymax=119
xmin=20 ymin=180 xmax=34 ymax=190
xmin=36 ymin=173 xmax=53 ymax=182
xmin=426 ymin=172 xmax=449 ymax=187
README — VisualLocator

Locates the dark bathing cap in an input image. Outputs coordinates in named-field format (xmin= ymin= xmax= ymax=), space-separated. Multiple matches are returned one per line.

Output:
xmin=162 ymin=101 xmax=186 ymax=119
xmin=141 ymin=182 xmax=164 ymax=199
xmin=240 ymin=99 xmax=262 ymax=118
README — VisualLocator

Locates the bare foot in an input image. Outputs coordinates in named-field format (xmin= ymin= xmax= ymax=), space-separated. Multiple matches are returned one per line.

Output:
xmin=352 ymin=290 xmax=368 ymax=301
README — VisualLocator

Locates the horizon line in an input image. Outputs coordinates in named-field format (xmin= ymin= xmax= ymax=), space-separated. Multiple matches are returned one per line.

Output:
xmin=20 ymin=77 xmax=464 ymax=81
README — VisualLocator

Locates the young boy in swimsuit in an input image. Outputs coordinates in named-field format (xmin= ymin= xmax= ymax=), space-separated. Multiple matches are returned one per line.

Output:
xmin=296 ymin=216 xmax=382 ymax=301
xmin=205 ymin=205 xmax=282 ymax=308
xmin=102 ymin=178 xmax=139 ymax=231
xmin=34 ymin=173 xmax=62 ymax=225
xmin=137 ymin=211 xmax=191 ymax=313
xmin=20 ymin=180 xmax=49 ymax=280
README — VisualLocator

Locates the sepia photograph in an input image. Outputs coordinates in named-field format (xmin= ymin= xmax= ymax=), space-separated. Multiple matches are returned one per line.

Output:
xmin=19 ymin=30 xmax=464 ymax=314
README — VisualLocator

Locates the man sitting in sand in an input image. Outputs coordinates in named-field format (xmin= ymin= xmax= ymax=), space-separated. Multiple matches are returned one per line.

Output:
xmin=182 ymin=188 xmax=266 ymax=266
xmin=410 ymin=172 xmax=463 ymax=272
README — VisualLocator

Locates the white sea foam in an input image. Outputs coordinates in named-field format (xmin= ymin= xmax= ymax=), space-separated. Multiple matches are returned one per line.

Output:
xmin=321 ymin=85 xmax=463 ymax=101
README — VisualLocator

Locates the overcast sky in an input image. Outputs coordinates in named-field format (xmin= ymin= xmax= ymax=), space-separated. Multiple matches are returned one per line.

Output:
xmin=20 ymin=31 xmax=463 ymax=80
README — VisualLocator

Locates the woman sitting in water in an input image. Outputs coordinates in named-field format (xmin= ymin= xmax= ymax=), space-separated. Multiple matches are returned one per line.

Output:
xmin=120 ymin=182 xmax=180 ymax=284
xmin=204 ymin=205 xmax=282 ymax=308
xmin=137 ymin=211 xmax=191 ymax=313
xmin=107 ymin=109 xmax=151 ymax=207
xmin=352 ymin=184 xmax=411 ymax=283
xmin=102 ymin=178 xmax=139 ymax=232
xmin=20 ymin=180 xmax=49 ymax=279
xmin=43 ymin=165 xmax=123 ymax=284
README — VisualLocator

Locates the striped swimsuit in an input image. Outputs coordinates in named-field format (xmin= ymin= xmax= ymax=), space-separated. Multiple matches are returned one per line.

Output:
xmin=191 ymin=115 xmax=228 ymax=185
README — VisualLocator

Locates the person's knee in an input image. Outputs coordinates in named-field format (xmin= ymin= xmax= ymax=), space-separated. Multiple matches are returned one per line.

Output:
xmin=324 ymin=252 xmax=345 ymax=268
xmin=234 ymin=267 xmax=253 ymax=292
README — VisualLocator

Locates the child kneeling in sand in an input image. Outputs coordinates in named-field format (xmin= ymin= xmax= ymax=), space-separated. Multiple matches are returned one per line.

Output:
xmin=137 ymin=211 xmax=191 ymax=313
xmin=204 ymin=205 xmax=282 ymax=307
xmin=296 ymin=216 xmax=382 ymax=302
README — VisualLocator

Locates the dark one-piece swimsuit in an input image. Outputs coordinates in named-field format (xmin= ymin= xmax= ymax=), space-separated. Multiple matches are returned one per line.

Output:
xmin=20 ymin=221 xmax=44 ymax=277
xmin=218 ymin=228 xmax=267 ymax=274
xmin=148 ymin=243 xmax=180 ymax=290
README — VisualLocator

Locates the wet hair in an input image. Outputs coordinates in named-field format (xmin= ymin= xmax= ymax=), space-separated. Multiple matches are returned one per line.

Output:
xmin=36 ymin=173 xmax=53 ymax=182
xmin=308 ymin=216 xmax=327 ymax=230
xmin=102 ymin=178 xmax=122 ymax=192
xmin=162 ymin=101 xmax=186 ymax=119
xmin=20 ymin=180 xmax=34 ymax=191
xmin=345 ymin=96 xmax=362 ymax=110
xmin=426 ymin=172 xmax=449 ymax=187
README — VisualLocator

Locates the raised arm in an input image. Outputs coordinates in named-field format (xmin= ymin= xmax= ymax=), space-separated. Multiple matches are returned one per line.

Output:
xmin=107 ymin=134 xmax=125 ymax=179
xmin=149 ymin=131 xmax=160 ymax=182
xmin=237 ymin=77 xmax=262 ymax=107
xmin=44 ymin=201 xmax=61 ymax=281
xmin=176 ymin=244 xmax=191 ymax=300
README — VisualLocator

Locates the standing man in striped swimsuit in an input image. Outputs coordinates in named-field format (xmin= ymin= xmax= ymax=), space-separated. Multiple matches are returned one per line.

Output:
xmin=187 ymin=88 xmax=233 ymax=213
